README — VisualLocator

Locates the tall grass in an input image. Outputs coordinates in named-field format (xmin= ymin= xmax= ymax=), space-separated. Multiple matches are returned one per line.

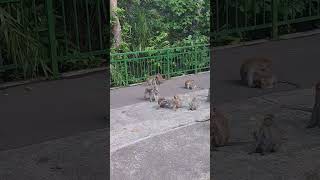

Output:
xmin=0 ymin=4 xmax=51 ymax=81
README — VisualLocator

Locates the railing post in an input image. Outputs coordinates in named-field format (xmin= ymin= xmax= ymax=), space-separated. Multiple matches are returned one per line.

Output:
xmin=272 ymin=0 xmax=279 ymax=40
xmin=195 ymin=49 xmax=198 ymax=74
xmin=124 ymin=61 xmax=129 ymax=86
xmin=166 ymin=50 xmax=170 ymax=79
xmin=46 ymin=0 xmax=59 ymax=78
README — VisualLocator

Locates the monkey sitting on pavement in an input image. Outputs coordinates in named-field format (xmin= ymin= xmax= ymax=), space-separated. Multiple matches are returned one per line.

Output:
xmin=144 ymin=82 xmax=160 ymax=102
xmin=185 ymin=79 xmax=197 ymax=90
xmin=211 ymin=107 xmax=230 ymax=147
xmin=249 ymin=114 xmax=283 ymax=155
xmin=240 ymin=57 xmax=300 ymax=89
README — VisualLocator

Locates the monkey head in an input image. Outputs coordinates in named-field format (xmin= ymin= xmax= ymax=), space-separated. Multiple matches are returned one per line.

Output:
xmin=263 ymin=114 xmax=275 ymax=126
xmin=157 ymin=97 xmax=165 ymax=105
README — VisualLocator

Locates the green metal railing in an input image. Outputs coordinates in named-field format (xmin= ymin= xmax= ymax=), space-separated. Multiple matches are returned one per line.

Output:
xmin=110 ymin=44 xmax=210 ymax=87
xmin=212 ymin=0 xmax=320 ymax=40
xmin=0 ymin=0 xmax=107 ymax=78
xmin=2 ymin=0 xmax=320 ymax=85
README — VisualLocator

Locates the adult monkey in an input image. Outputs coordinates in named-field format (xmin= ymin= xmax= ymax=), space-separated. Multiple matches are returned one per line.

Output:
xmin=240 ymin=57 xmax=300 ymax=89
xmin=211 ymin=107 xmax=230 ymax=148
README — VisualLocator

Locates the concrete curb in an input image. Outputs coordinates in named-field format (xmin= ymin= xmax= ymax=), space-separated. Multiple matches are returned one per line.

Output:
xmin=0 ymin=67 xmax=107 ymax=90
xmin=214 ymin=29 xmax=320 ymax=51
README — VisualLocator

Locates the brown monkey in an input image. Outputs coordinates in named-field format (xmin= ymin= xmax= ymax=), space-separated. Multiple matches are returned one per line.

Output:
xmin=145 ymin=73 xmax=165 ymax=86
xmin=240 ymin=57 xmax=273 ymax=88
xmin=144 ymin=84 xmax=160 ymax=102
xmin=172 ymin=95 xmax=182 ymax=111
xmin=240 ymin=57 xmax=300 ymax=89
xmin=185 ymin=79 xmax=196 ymax=90
xmin=155 ymin=73 xmax=165 ymax=85
xmin=249 ymin=114 xmax=282 ymax=155
xmin=158 ymin=97 xmax=171 ymax=109
xmin=211 ymin=107 xmax=230 ymax=147
xmin=158 ymin=95 xmax=182 ymax=111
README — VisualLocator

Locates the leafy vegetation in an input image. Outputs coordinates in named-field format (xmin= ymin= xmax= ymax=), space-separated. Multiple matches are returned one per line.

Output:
xmin=111 ymin=0 xmax=210 ymax=53
xmin=0 ymin=0 xmax=319 ymax=83
xmin=0 ymin=0 xmax=107 ymax=82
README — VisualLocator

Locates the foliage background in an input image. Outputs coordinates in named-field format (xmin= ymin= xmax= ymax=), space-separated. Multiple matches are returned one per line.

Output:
xmin=111 ymin=0 xmax=210 ymax=53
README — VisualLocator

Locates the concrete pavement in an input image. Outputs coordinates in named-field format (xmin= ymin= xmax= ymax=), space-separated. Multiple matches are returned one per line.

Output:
xmin=213 ymin=89 xmax=320 ymax=180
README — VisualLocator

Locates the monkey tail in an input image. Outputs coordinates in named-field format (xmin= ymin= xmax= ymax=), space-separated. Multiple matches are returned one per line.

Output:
xmin=277 ymin=81 xmax=300 ymax=88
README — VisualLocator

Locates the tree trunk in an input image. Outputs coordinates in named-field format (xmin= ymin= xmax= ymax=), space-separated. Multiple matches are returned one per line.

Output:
xmin=110 ymin=0 xmax=121 ymax=48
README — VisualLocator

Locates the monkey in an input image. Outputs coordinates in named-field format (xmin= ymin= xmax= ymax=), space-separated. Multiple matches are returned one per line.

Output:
xmin=188 ymin=97 xmax=199 ymax=111
xmin=240 ymin=57 xmax=273 ymax=88
xmin=172 ymin=95 xmax=182 ymax=111
xmin=145 ymin=73 xmax=165 ymax=86
xmin=211 ymin=107 xmax=230 ymax=147
xmin=240 ymin=57 xmax=300 ymax=89
xmin=249 ymin=114 xmax=282 ymax=155
xmin=155 ymin=73 xmax=165 ymax=84
xmin=157 ymin=95 xmax=182 ymax=111
xmin=144 ymin=84 xmax=160 ymax=102
xmin=145 ymin=76 xmax=157 ymax=86
xmin=185 ymin=79 xmax=197 ymax=90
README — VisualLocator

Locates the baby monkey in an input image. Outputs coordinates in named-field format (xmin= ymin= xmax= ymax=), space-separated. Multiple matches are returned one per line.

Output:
xmin=144 ymin=84 xmax=160 ymax=102
xmin=249 ymin=114 xmax=282 ymax=155
xmin=158 ymin=95 xmax=182 ymax=111
xmin=185 ymin=79 xmax=197 ymax=90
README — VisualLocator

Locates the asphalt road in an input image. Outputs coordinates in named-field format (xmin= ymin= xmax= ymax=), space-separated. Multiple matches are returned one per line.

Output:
xmin=0 ymin=72 xmax=107 ymax=151
xmin=213 ymin=33 xmax=320 ymax=105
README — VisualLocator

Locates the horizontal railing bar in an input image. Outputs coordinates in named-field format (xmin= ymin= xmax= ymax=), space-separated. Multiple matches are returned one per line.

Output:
xmin=111 ymin=44 xmax=209 ymax=56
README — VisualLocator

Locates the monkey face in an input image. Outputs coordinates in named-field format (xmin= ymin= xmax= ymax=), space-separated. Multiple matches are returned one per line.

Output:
xmin=158 ymin=97 xmax=165 ymax=104
xmin=260 ymin=78 xmax=274 ymax=89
